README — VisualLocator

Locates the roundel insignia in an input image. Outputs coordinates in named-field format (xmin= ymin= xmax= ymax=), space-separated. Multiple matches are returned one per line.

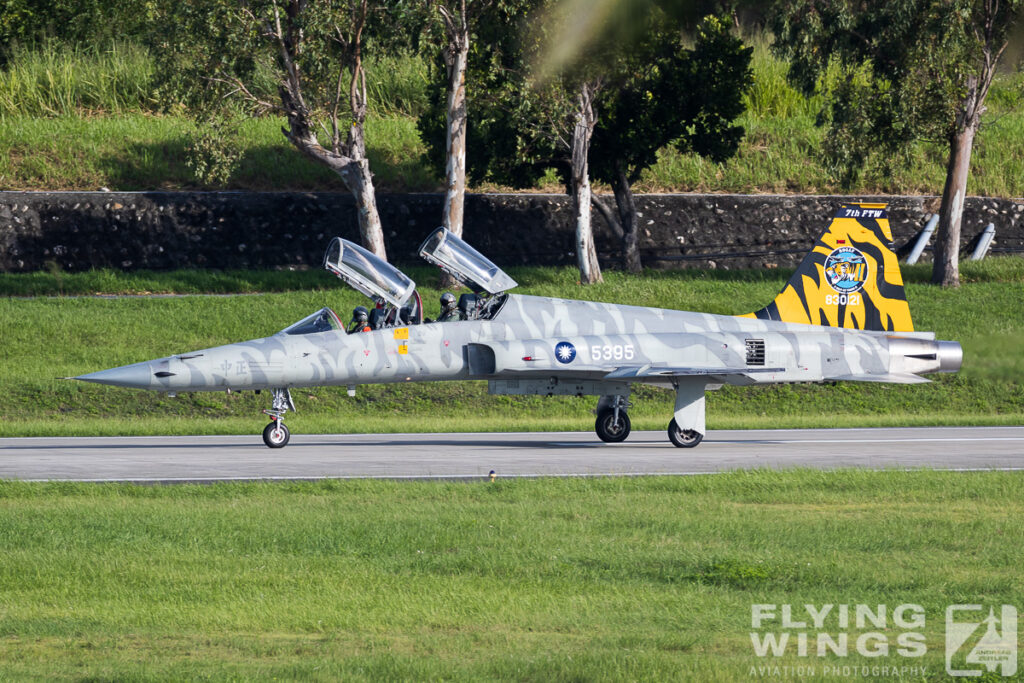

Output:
xmin=554 ymin=341 xmax=576 ymax=364
xmin=824 ymin=246 xmax=869 ymax=294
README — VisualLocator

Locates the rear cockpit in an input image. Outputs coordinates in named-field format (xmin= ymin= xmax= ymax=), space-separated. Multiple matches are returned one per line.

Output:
xmin=417 ymin=228 xmax=517 ymax=295
xmin=418 ymin=228 xmax=517 ymax=322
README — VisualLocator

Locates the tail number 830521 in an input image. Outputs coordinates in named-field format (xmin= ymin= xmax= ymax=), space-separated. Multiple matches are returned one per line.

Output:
xmin=589 ymin=344 xmax=635 ymax=362
xmin=825 ymin=293 xmax=861 ymax=306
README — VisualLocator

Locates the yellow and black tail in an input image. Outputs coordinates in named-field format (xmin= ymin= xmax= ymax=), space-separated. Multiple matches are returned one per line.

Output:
xmin=742 ymin=203 xmax=913 ymax=332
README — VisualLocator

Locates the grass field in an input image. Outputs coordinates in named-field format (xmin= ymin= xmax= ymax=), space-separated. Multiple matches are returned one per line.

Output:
xmin=1 ymin=40 xmax=1022 ymax=196
xmin=0 ymin=471 xmax=1021 ymax=680
xmin=1 ymin=260 xmax=1021 ymax=438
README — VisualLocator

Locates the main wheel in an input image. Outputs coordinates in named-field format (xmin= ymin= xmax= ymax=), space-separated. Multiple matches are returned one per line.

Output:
xmin=262 ymin=421 xmax=290 ymax=448
xmin=667 ymin=418 xmax=702 ymax=448
xmin=595 ymin=409 xmax=631 ymax=443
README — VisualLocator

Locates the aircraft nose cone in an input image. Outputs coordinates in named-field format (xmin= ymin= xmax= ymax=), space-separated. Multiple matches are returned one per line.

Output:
xmin=74 ymin=361 xmax=155 ymax=388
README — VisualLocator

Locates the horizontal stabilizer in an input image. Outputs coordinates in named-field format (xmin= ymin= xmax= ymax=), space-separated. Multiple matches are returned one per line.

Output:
xmin=605 ymin=365 xmax=785 ymax=380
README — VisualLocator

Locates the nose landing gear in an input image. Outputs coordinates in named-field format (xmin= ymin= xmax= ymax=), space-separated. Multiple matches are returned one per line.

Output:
xmin=595 ymin=395 xmax=631 ymax=443
xmin=262 ymin=388 xmax=295 ymax=448
xmin=263 ymin=419 xmax=290 ymax=448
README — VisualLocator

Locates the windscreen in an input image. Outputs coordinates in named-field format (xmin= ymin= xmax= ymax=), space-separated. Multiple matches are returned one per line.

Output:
xmin=324 ymin=237 xmax=416 ymax=306
xmin=418 ymin=228 xmax=517 ymax=294
xmin=281 ymin=307 xmax=343 ymax=336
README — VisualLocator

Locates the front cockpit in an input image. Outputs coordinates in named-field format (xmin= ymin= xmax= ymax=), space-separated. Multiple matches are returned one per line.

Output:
xmin=324 ymin=237 xmax=424 ymax=327
xmin=279 ymin=307 xmax=344 ymax=336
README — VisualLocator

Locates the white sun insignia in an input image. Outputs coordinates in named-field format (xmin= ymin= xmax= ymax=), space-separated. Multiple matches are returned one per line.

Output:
xmin=554 ymin=342 xmax=576 ymax=364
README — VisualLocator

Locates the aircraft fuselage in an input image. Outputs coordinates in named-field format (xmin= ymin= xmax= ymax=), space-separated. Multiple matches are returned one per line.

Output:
xmin=78 ymin=293 xmax=960 ymax=395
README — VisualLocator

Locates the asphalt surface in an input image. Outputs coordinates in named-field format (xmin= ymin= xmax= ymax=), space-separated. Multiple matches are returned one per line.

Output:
xmin=1 ymin=426 xmax=1023 ymax=483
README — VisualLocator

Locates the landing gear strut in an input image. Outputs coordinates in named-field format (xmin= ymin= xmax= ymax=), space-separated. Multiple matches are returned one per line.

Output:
xmin=595 ymin=395 xmax=631 ymax=443
xmin=262 ymin=388 xmax=294 ymax=448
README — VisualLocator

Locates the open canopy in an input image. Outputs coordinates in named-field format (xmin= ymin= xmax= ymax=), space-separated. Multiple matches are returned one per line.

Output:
xmin=324 ymin=237 xmax=416 ymax=307
xmin=418 ymin=228 xmax=517 ymax=295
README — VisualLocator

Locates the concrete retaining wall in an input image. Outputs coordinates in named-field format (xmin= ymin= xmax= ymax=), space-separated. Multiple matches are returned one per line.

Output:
xmin=1 ymin=191 xmax=1021 ymax=272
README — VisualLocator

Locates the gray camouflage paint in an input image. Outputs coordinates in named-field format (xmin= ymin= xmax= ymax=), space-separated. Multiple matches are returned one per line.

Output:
xmin=76 ymin=292 xmax=962 ymax=436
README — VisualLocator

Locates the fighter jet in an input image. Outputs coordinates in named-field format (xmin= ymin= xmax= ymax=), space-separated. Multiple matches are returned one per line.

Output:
xmin=74 ymin=203 xmax=962 ymax=448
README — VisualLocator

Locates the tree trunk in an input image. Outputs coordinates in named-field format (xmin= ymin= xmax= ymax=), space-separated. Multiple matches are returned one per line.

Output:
xmin=280 ymin=127 xmax=388 ymax=260
xmin=610 ymin=163 xmax=641 ymax=273
xmin=930 ymin=126 xmax=976 ymax=287
xmin=932 ymin=70 xmax=987 ymax=288
xmin=341 ymin=8 xmax=386 ymax=262
xmin=571 ymin=84 xmax=602 ymax=285
xmin=591 ymin=195 xmax=623 ymax=240
xmin=442 ymin=31 xmax=468 ymax=241
xmin=439 ymin=2 xmax=469 ymax=289
xmin=345 ymin=155 xmax=387 ymax=259
xmin=272 ymin=0 xmax=387 ymax=260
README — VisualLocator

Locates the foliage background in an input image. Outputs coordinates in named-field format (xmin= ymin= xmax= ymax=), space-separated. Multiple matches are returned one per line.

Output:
xmin=0 ymin=7 xmax=1020 ymax=197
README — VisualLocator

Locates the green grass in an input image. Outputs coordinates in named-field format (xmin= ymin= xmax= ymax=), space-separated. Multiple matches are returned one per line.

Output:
xmin=1 ymin=261 xmax=1021 ymax=438
xmin=1 ymin=40 xmax=1022 ymax=195
xmin=0 ymin=42 xmax=427 ymax=119
xmin=0 ymin=41 xmax=155 ymax=117
xmin=0 ymin=471 xmax=1021 ymax=680
xmin=0 ymin=113 xmax=435 ymax=191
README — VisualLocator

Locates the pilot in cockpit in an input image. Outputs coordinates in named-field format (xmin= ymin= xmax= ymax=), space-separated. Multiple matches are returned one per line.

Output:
xmin=348 ymin=306 xmax=371 ymax=333
xmin=437 ymin=292 xmax=462 ymax=322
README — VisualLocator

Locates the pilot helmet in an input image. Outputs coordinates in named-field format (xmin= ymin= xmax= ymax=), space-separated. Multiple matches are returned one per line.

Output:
xmin=440 ymin=292 xmax=456 ymax=308
xmin=352 ymin=306 xmax=369 ymax=322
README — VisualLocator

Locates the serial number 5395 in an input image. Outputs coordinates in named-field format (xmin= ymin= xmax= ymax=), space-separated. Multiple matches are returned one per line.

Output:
xmin=590 ymin=344 xmax=635 ymax=361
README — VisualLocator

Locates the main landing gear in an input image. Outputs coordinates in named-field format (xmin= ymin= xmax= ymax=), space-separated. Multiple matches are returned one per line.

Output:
xmin=262 ymin=388 xmax=295 ymax=448
xmin=667 ymin=418 xmax=703 ymax=448
xmin=595 ymin=395 xmax=631 ymax=442
xmin=594 ymin=384 xmax=706 ymax=448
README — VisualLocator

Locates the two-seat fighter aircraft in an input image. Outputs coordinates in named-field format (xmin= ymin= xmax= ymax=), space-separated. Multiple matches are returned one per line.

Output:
xmin=74 ymin=203 xmax=962 ymax=448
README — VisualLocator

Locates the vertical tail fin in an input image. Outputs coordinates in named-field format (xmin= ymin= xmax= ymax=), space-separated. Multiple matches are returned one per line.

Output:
xmin=742 ymin=203 xmax=914 ymax=332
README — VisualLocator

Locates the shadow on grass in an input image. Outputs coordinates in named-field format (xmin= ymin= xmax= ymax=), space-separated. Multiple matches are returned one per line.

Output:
xmin=95 ymin=138 xmax=197 ymax=190
xmin=96 ymin=139 xmax=439 ymax=193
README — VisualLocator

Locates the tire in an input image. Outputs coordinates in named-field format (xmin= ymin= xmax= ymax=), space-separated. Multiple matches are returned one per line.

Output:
xmin=595 ymin=409 xmax=631 ymax=443
xmin=667 ymin=418 xmax=703 ymax=448
xmin=262 ymin=421 xmax=290 ymax=448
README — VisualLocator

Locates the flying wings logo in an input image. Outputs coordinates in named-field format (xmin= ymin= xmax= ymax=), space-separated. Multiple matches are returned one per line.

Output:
xmin=554 ymin=342 xmax=576 ymax=364
xmin=947 ymin=605 xmax=1017 ymax=677
xmin=824 ymin=247 xmax=869 ymax=294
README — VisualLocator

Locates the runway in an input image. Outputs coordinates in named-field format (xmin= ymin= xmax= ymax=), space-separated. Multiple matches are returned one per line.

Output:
xmin=1 ymin=426 xmax=1023 ymax=483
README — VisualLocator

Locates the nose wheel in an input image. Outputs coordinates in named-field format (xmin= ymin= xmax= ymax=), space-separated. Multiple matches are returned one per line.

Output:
xmin=595 ymin=395 xmax=631 ymax=443
xmin=668 ymin=418 xmax=703 ymax=448
xmin=261 ymin=388 xmax=295 ymax=448
xmin=263 ymin=419 xmax=290 ymax=448
xmin=596 ymin=409 xmax=631 ymax=442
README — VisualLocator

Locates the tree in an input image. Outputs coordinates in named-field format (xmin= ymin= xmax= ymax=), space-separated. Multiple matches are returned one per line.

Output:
xmin=150 ymin=0 xmax=403 ymax=258
xmin=425 ymin=0 xmax=499 ymax=287
xmin=432 ymin=0 xmax=493 ymax=244
xmin=568 ymin=78 xmax=604 ymax=283
xmin=0 ymin=0 xmax=150 ymax=62
xmin=420 ymin=0 xmax=606 ymax=283
xmin=420 ymin=3 xmax=751 ymax=280
xmin=771 ymin=0 xmax=1023 ymax=287
xmin=589 ymin=15 xmax=752 ymax=272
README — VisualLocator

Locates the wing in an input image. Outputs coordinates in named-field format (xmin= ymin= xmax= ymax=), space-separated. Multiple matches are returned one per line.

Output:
xmin=604 ymin=364 xmax=787 ymax=385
